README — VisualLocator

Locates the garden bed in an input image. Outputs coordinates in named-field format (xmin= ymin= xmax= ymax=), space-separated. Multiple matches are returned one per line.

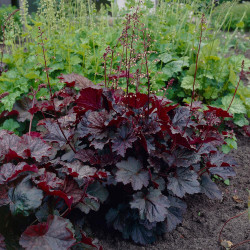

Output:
xmin=97 ymin=135 xmax=250 ymax=250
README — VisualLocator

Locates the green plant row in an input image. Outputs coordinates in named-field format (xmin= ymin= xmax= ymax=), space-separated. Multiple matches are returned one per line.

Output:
xmin=0 ymin=0 xmax=249 ymax=128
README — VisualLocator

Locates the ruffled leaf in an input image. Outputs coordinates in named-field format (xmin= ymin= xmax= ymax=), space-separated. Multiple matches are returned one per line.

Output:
xmin=167 ymin=168 xmax=200 ymax=198
xmin=8 ymin=177 xmax=44 ymax=216
xmin=115 ymin=157 xmax=149 ymax=190
xmin=165 ymin=196 xmax=187 ymax=232
xmin=0 ymin=162 xmax=38 ymax=184
xmin=19 ymin=215 xmax=76 ymax=250
xmin=130 ymin=188 xmax=170 ymax=222
xmin=200 ymin=173 xmax=222 ymax=199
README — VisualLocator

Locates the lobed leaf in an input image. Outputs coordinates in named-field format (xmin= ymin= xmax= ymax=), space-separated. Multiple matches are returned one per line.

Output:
xmin=19 ymin=215 xmax=76 ymax=250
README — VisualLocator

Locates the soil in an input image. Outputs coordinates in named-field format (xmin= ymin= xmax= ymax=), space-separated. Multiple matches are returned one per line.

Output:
xmin=95 ymin=135 xmax=250 ymax=250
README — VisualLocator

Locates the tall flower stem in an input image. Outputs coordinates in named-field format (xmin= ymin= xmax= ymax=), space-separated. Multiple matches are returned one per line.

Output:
xmin=38 ymin=27 xmax=76 ymax=153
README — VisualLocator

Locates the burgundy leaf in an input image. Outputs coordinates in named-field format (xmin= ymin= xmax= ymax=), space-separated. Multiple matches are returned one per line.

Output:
xmin=0 ymin=110 xmax=19 ymax=120
xmin=76 ymin=87 xmax=103 ymax=111
xmin=33 ymin=170 xmax=64 ymax=190
xmin=36 ymin=179 xmax=73 ymax=209
xmin=0 ymin=234 xmax=6 ymax=250
xmin=123 ymin=93 xmax=148 ymax=109
xmin=0 ymin=162 xmax=38 ymax=184
xmin=19 ymin=215 xmax=76 ymax=250
xmin=62 ymin=178 xmax=84 ymax=205
xmin=205 ymin=106 xmax=233 ymax=118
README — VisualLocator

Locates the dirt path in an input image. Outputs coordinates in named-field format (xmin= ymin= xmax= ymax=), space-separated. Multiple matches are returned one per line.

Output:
xmin=97 ymin=135 xmax=250 ymax=250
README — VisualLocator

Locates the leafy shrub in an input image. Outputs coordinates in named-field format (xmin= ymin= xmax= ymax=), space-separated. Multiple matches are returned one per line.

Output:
xmin=212 ymin=2 xmax=250 ymax=31
xmin=0 ymin=8 xmax=241 ymax=247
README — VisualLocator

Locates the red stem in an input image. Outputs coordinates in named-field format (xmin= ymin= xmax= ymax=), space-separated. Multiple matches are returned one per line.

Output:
xmin=227 ymin=61 xmax=245 ymax=112
xmin=218 ymin=210 xmax=247 ymax=244
xmin=182 ymin=14 xmax=205 ymax=136
xmin=38 ymin=28 xmax=76 ymax=153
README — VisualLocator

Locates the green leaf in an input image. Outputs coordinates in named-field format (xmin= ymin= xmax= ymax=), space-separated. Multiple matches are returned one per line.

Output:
xmin=8 ymin=177 xmax=44 ymax=216
xmin=181 ymin=75 xmax=201 ymax=90
xmin=24 ymin=71 xmax=40 ymax=79
xmin=221 ymin=145 xmax=231 ymax=154
xmin=236 ymin=21 xmax=244 ymax=28
xmin=0 ymin=91 xmax=21 ymax=111
xmin=159 ymin=53 xmax=172 ymax=63
xmin=224 ymin=138 xmax=237 ymax=150
xmin=224 ymin=179 xmax=230 ymax=186
xmin=229 ymin=66 xmax=237 ymax=85
xmin=222 ymin=95 xmax=246 ymax=114
xmin=0 ymin=119 xmax=20 ymax=133
xmin=70 ymin=55 xmax=82 ymax=65
xmin=233 ymin=114 xmax=249 ymax=127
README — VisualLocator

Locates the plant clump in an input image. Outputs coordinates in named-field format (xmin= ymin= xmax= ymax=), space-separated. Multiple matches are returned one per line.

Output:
xmin=0 ymin=4 xmax=244 ymax=248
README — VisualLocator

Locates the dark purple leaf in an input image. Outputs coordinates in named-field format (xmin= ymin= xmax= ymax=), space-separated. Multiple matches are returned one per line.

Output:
xmin=200 ymin=173 xmax=222 ymax=199
xmin=13 ymin=96 xmax=35 ymax=122
xmin=172 ymin=107 xmax=194 ymax=129
xmin=115 ymin=157 xmax=149 ymax=190
xmin=163 ymin=149 xmax=200 ymax=168
xmin=37 ymin=119 xmax=72 ymax=148
xmin=165 ymin=196 xmax=187 ymax=232
xmin=19 ymin=215 xmax=76 ymax=250
xmin=0 ymin=162 xmax=38 ymax=184
xmin=167 ymin=168 xmax=200 ymax=198
xmin=76 ymin=182 xmax=109 ymax=214
xmin=130 ymin=188 xmax=170 ymax=222
xmin=75 ymin=149 xmax=100 ymax=165
xmin=197 ymin=143 xmax=217 ymax=155
xmin=112 ymin=123 xmax=137 ymax=157
xmin=0 ymin=130 xmax=24 ymax=160
xmin=21 ymin=134 xmax=55 ymax=161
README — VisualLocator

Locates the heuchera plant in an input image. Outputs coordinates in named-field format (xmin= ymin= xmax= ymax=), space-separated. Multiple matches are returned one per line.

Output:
xmin=0 ymin=6 xmax=244 ymax=248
